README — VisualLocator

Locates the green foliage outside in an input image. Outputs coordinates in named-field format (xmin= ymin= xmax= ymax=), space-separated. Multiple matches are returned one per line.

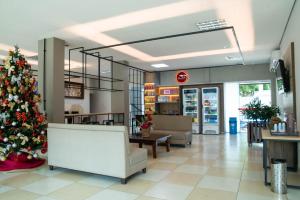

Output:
xmin=239 ymin=84 xmax=259 ymax=97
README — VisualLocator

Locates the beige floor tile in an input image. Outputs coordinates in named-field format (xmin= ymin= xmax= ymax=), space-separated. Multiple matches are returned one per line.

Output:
xmin=244 ymin=162 xmax=263 ymax=171
xmin=206 ymin=167 xmax=242 ymax=179
xmin=163 ymin=172 xmax=202 ymax=186
xmin=187 ymin=188 xmax=236 ymax=200
xmin=0 ymin=189 xmax=40 ymax=200
xmin=184 ymin=158 xmax=214 ymax=166
xmin=53 ymin=170 xmax=89 ymax=182
xmin=238 ymin=180 xmax=276 ymax=197
xmin=287 ymin=172 xmax=300 ymax=186
xmin=145 ymin=181 xmax=193 ymax=200
xmin=136 ymin=169 xmax=170 ymax=182
xmin=0 ymin=173 xmax=45 ymax=188
xmin=136 ymin=196 xmax=164 ymax=200
xmin=242 ymin=170 xmax=263 ymax=181
xmin=149 ymin=162 xmax=178 ymax=171
xmin=174 ymin=164 xmax=208 ymax=175
xmin=109 ymin=179 xmax=154 ymax=194
xmin=198 ymin=175 xmax=240 ymax=192
xmin=48 ymin=183 xmax=102 ymax=200
xmin=237 ymin=192 xmax=287 ymax=200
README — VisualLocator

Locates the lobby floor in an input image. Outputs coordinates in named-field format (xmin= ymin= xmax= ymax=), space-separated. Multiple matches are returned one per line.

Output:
xmin=0 ymin=133 xmax=299 ymax=200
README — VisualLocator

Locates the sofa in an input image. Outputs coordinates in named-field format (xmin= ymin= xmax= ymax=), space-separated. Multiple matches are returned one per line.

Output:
xmin=150 ymin=115 xmax=192 ymax=146
xmin=48 ymin=123 xmax=147 ymax=184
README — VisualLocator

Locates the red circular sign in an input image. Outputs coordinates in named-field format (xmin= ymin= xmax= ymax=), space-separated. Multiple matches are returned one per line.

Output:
xmin=176 ymin=71 xmax=189 ymax=83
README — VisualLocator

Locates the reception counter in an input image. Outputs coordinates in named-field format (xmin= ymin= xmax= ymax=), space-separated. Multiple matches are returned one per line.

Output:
xmin=262 ymin=129 xmax=300 ymax=189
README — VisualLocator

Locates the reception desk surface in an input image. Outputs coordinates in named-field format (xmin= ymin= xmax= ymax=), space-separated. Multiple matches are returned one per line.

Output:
xmin=262 ymin=129 xmax=300 ymax=141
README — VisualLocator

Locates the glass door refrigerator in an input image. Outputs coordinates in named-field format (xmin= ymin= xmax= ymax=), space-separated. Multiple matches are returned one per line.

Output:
xmin=202 ymin=87 xmax=219 ymax=134
xmin=182 ymin=88 xmax=199 ymax=133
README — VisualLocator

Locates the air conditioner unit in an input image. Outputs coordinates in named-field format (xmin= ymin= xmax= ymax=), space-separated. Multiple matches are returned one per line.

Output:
xmin=270 ymin=50 xmax=280 ymax=72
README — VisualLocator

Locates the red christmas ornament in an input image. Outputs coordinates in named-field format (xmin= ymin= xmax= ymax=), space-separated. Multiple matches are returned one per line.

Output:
xmin=37 ymin=115 xmax=44 ymax=123
xmin=5 ymin=80 xmax=10 ymax=86
xmin=42 ymin=142 xmax=47 ymax=148
xmin=41 ymin=148 xmax=47 ymax=154
xmin=21 ymin=112 xmax=27 ymax=122
xmin=16 ymin=112 xmax=22 ymax=121
xmin=16 ymin=60 xmax=26 ymax=68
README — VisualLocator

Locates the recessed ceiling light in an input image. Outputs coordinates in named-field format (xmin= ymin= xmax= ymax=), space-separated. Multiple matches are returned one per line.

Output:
xmin=196 ymin=19 xmax=227 ymax=31
xmin=151 ymin=63 xmax=169 ymax=68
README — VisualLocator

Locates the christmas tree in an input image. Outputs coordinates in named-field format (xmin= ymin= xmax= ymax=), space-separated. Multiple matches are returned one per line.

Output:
xmin=0 ymin=46 xmax=47 ymax=165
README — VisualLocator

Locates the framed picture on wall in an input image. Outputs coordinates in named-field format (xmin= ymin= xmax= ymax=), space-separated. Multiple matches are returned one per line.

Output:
xmin=65 ymin=81 xmax=84 ymax=99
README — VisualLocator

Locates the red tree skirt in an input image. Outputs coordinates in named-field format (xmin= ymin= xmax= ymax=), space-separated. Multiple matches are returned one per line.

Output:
xmin=0 ymin=153 xmax=45 ymax=171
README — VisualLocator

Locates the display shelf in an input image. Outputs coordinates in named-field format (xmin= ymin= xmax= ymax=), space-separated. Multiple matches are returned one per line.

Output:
xmin=157 ymin=86 xmax=180 ymax=103
xmin=144 ymin=83 xmax=156 ymax=114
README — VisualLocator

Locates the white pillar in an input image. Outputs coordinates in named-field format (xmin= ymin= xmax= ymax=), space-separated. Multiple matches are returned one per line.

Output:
xmin=38 ymin=37 xmax=65 ymax=123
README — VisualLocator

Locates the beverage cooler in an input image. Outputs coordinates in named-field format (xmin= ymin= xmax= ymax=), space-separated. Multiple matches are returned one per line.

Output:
xmin=202 ymin=87 xmax=219 ymax=134
xmin=182 ymin=88 xmax=199 ymax=133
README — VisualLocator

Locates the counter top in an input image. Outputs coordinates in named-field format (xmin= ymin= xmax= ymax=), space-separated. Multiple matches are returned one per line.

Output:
xmin=262 ymin=129 xmax=300 ymax=141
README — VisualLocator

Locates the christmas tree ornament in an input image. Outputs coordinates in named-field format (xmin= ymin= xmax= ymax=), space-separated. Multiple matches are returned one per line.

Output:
xmin=0 ymin=156 xmax=6 ymax=161
xmin=13 ymin=95 xmax=19 ymax=101
xmin=12 ymin=121 xmax=17 ymax=126
xmin=8 ymin=94 xmax=13 ymax=101
xmin=3 ymin=137 xmax=8 ymax=142
xmin=41 ymin=130 xmax=45 ymax=135
xmin=12 ymin=143 xmax=17 ymax=148
xmin=1 ymin=126 xmax=4 ymax=129
xmin=33 ymin=153 xmax=38 ymax=158
xmin=27 ymin=154 xmax=32 ymax=160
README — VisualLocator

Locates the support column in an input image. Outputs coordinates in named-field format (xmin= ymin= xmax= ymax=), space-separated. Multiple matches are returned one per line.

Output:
xmin=38 ymin=37 xmax=65 ymax=123
xmin=111 ymin=61 xmax=129 ymax=127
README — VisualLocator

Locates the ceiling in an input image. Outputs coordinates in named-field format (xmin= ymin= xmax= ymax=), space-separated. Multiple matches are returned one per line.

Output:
xmin=0 ymin=0 xmax=295 ymax=72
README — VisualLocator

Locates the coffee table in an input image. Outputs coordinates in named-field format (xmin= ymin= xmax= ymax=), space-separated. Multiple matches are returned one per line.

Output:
xmin=129 ymin=134 xmax=171 ymax=158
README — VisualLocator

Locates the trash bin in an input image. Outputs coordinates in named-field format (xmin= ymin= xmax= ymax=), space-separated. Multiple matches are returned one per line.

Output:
xmin=229 ymin=117 xmax=237 ymax=134
xmin=271 ymin=158 xmax=287 ymax=194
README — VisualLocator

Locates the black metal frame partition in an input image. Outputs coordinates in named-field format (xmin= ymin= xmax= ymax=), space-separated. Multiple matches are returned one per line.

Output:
xmin=66 ymin=47 xmax=124 ymax=92
xmin=69 ymin=26 xmax=244 ymax=131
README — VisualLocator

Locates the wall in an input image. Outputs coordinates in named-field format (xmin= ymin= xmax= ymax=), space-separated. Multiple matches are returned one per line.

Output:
xmin=65 ymin=89 xmax=90 ymax=113
xmin=281 ymin=1 xmax=300 ymax=129
xmin=224 ymin=82 xmax=240 ymax=132
xmin=280 ymin=0 xmax=300 ymax=169
xmin=160 ymin=64 xmax=277 ymax=104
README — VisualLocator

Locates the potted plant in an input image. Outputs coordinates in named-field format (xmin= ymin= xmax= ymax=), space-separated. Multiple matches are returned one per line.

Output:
xmin=241 ymin=98 xmax=280 ymax=145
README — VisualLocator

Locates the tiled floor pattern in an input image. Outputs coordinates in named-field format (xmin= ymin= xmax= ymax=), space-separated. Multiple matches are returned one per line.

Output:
xmin=1 ymin=133 xmax=300 ymax=200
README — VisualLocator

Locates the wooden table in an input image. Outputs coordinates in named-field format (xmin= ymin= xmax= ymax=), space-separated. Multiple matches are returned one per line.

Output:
xmin=262 ymin=129 xmax=300 ymax=189
xmin=129 ymin=134 xmax=171 ymax=158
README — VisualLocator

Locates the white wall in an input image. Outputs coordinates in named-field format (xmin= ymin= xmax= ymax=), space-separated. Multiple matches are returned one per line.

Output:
xmin=280 ymin=0 xmax=300 ymax=169
xmin=65 ymin=89 xmax=90 ymax=113
xmin=224 ymin=82 xmax=240 ymax=133
xmin=159 ymin=64 xmax=276 ymax=105
xmin=281 ymin=1 xmax=300 ymax=129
